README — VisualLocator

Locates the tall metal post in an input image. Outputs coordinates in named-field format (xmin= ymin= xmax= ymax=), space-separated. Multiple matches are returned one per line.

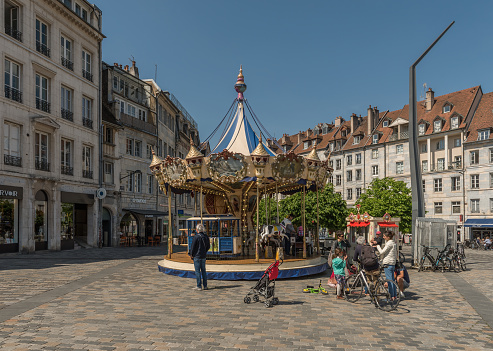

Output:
xmin=200 ymin=183 xmax=203 ymax=224
xmin=276 ymin=182 xmax=280 ymax=224
xmin=409 ymin=21 xmax=454 ymax=264
xmin=316 ymin=183 xmax=320 ymax=255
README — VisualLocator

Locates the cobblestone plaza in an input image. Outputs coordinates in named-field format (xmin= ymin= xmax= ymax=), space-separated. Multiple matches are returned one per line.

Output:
xmin=1 ymin=247 xmax=493 ymax=350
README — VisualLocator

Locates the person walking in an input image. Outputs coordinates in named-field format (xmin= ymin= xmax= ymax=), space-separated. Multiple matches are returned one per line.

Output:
xmin=373 ymin=231 xmax=397 ymax=299
xmin=190 ymin=223 xmax=211 ymax=291
xmin=281 ymin=214 xmax=296 ymax=256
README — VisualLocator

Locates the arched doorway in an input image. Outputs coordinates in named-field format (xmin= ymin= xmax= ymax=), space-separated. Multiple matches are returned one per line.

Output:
xmin=34 ymin=190 xmax=48 ymax=251
xmin=102 ymin=208 xmax=112 ymax=247
xmin=120 ymin=212 xmax=138 ymax=246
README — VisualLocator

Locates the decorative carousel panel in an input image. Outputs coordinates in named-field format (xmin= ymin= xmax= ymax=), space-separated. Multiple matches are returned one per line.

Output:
xmin=207 ymin=150 xmax=247 ymax=183
xmin=272 ymin=153 xmax=304 ymax=181
xmin=161 ymin=157 xmax=188 ymax=186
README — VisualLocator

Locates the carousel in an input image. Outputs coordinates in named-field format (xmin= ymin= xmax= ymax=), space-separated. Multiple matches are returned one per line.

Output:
xmin=150 ymin=67 xmax=332 ymax=280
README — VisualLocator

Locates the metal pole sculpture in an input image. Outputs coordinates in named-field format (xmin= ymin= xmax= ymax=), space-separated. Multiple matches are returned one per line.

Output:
xmin=409 ymin=21 xmax=454 ymax=264
xmin=303 ymin=184 xmax=307 ymax=259
xmin=255 ymin=181 xmax=260 ymax=262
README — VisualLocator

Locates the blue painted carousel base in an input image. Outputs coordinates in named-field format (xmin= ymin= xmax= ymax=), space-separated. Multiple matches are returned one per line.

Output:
xmin=157 ymin=255 xmax=328 ymax=280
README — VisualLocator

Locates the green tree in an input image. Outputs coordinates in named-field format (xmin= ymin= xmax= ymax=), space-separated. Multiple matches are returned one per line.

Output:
xmin=355 ymin=177 xmax=412 ymax=233
xmin=255 ymin=184 xmax=348 ymax=232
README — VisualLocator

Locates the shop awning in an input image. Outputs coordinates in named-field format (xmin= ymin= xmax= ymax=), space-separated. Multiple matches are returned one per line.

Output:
xmin=464 ymin=218 xmax=493 ymax=228
xmin=378 ymin=222 xmax=399 ymax=227
xmin=348 ymin=222 xmax=370 ymax=227
xmin=123 ymin=209 xmax=168 ymax=217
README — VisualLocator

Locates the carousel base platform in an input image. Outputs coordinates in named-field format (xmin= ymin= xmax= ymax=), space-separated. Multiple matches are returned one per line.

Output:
xmin=157 ymin=252 xmax=328 ymax=280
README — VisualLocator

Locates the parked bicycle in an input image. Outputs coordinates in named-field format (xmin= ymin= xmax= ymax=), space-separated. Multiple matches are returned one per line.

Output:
xmin=344 ymin=265 xmax=400 ymax=312
xmin=418 ymin=244 xmax=458 ymax=272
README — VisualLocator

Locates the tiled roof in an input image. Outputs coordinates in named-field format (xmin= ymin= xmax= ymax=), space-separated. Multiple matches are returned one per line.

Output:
xmin=465 ymin=91 xmax=493 ymax=143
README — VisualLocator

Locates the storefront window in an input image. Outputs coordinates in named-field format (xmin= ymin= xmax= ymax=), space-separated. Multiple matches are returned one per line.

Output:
xmin=120 ymin=213 xmax=138 ymax=237
xmin=0 ymin=199 xmax=17 ymax=244
xmin=61 ymin=203 xmax=74 ymax=240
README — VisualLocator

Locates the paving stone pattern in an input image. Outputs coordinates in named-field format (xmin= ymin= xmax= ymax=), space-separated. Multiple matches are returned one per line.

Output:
xmin=0 ymin=246 xmax=492 ymax=350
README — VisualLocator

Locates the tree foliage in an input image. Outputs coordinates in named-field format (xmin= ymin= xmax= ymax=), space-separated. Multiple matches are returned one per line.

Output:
xmin=255 ymin=184 xmax=348 ymax=231
xmin=355 ymin=177 xmax=412 ymax=233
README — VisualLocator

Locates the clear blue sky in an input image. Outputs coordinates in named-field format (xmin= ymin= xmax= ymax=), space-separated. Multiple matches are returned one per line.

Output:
xmin=99 ymin=0 xmax=493 ymax=143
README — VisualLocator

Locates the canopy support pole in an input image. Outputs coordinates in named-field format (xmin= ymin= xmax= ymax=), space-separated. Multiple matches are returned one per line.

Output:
xmin=276 ymin=182 xmax=280 ymax=224
xmin=255 ymin=181 xmax=260 ymax=262
xmin=167 ymin=188 xmax=173 ymax=259
xmin=303 ymin=184 xmax=307 ymax=259
xmin=265 ymin=184 xmax=268 ymax=225
xmin=316 ymin=183 xmax=320 ymax=255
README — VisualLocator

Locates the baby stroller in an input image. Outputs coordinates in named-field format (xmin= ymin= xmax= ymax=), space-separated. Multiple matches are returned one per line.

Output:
xmin=244 ymin=260 xmax=281 ymax=308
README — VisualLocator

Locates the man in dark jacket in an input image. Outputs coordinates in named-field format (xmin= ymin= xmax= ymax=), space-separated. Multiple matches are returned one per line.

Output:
xmin=190 ymin=223 xmax=211 ymax=290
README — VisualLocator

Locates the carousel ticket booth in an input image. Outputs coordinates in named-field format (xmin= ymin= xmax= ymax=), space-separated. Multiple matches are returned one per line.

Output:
xmin=187 ymin=215 xmax=241 ymax=258
xmin=346 ymin=208 xmax=401 ymax=262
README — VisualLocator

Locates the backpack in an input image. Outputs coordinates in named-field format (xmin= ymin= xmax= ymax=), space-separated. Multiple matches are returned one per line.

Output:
xmin=361 ymin=245 xmax=379 ymax=268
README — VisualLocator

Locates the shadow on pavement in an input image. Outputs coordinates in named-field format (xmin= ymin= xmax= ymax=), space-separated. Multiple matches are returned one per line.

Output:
xmin=276 ymin=300 xmax=305 ymax=306
xmin=207 ymin=285 xmax=243 ymax=290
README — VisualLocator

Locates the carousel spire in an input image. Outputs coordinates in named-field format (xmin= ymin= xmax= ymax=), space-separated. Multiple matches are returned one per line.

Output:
xmin=251 ymin=134 xmax=270 ymax=157
xmin=186 ymin=135 xmax=203 ymax=159
xmin=149 ymin=147 xmax=163 ymax=168
xmin=306 ymin=141 xmax=321 ymax=162
xmin=234 ymin=65 xmax=247 ymax=100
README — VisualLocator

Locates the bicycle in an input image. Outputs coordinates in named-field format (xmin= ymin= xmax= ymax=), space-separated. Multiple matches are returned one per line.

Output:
xmin=303 ymin=279 xmax=329 ymax=295
xmin=344 ymin=266 xmax=400 ymax=311
xmin=398 ymin=251 xmax=405 ymax=264
xmin=419 ymin=245 xmax=457 ymax=272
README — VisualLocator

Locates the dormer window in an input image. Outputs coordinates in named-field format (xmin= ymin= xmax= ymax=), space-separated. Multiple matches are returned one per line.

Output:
xmin=330 ymin=142 xmax=334 ymax=152
xmin=478 ymin=129 xmax=491 ymax=141
xmin=353 ymin=135 xmax=361 ymax=144
xmin=383 ymin=120 xmax=389 ymax=127
xmin=323 ymin=127 xmax=328 ymax=134
xmin=341 ymin=130 xmax=347 ymax=137
xmin=443 ymin=104 xmax=451 ymax=113
xmin=418 ymin=124 xmax=426 ymax=136
xmin=451 ymin=116 xmax=459 ymax=130
xmin=303 ymin=141 xmax=309 ymax=149
xmin=372 ymin=134 xmax=379 ymax=144
xmin=434 ymin=120 xmax=442 ymax=133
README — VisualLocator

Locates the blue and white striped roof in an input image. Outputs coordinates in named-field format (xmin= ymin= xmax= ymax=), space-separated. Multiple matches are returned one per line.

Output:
xmin=210 ymin=101 xmax=276 ymax=156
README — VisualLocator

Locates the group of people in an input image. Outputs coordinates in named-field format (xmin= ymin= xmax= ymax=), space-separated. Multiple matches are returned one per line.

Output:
xmin=330 ymin=230 xmax=410 ymax=300
xmin=476 ymin=236 xmax=492 ymax=250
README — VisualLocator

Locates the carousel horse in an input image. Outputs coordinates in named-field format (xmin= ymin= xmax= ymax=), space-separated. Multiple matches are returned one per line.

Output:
xmin=260 ymin=224 xmax=288 ymax=248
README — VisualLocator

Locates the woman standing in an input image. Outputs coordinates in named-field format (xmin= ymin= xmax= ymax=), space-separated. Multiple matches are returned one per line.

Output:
xmin=373 ymin=231 xmax=397 ymax=299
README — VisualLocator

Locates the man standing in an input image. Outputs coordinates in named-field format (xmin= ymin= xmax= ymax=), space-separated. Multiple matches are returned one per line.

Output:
xmin=282 ymin=214 xmax=296 ymax=256
xmin=371 ymin=230 xmax=384 ymax=249
xmin=190 ymin=223 xmax=210 ymax=290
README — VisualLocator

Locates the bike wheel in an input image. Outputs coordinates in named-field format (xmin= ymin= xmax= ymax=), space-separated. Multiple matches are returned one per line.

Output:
xmin=460 ymin=258 xmax=467 ymax=271
xmin=451 ymin=258 xmax=460 ymax=273
xmin=374 ymin=279 xmax=400 ymax=312
xmin=344 ymin=274 xmax=363 ymax=303
xmin=399 ymin=252 xmax=405 ymax=264
xmin=418 ymin=257 xmax=426 ymax=272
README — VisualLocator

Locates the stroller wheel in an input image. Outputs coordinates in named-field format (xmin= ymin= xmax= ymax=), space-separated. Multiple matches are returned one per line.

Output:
xmin=244 ymin=296 xmax=251 ymax=304
xmin=272 ymin=297 xmax=279 ymax=305
xmin=253 ymin=295 xmax=259 ymax=302
xmin=265 ymin=300 xmax=272 ymax=308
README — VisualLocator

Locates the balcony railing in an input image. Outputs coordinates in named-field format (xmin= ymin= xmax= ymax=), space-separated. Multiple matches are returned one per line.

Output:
xmin=82 ymin=170 xmax=93 ymax=179
xmin=389 ymin=131 xmax=409 ymax=141
xmin=5 ymin=26 xmax=22 ymax=42
xmin=61 ymin=165 xmax=73 ymax=175
xmin=36 ymin=98 xmax=50 ymax=113
xmin=61 ymin=57 xmax=73 ymax=70
xmin=61 ymin=108 xmax=73 ymax=121
xmin=83 ymin=117 xmax=93 ymax=129
xmin=35 ymin=159 xmax=50 ymax=171
xmin=82 ymin=69 xmax=93 ymax=82
xmin=4 ymin=86 xmax=22 ymax=103
xmin=36 ymin=42 xmax=50 ymax=57
xmin=4 ymin=154 xmax=22 ymax=167
xmin=103 ymin=143 xmax=115 ymax=157
xmin=448 ymin=161 xmax=462 ymax=170
xmin=120 ymin=113 xmax=157 ymax=135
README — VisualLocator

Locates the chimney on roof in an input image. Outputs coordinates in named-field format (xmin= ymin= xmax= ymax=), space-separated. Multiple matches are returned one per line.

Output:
xmin=114 ymin=62 xmax=119 ymax=67
xmin=367 ymin=105 xmax=374 ymax=135
xmin=350 ymin=113 xmax=357 ymax=134
xmin=334 ymin=116 xmax=343 ymax=127
xmin=306 ymin=128 xmax=312 ymax=137
xmin=124 ymin=65 xmax=129 ymax=71
xmin=426 ymin=87 xmax=435 ymax=111
xmin=129 ymin=60 xmax=139 ymax=79
xmin=119 ymin=64 xmax=122 ymax=69
xmin=298 ymin=131 xmax=303 ymax=144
